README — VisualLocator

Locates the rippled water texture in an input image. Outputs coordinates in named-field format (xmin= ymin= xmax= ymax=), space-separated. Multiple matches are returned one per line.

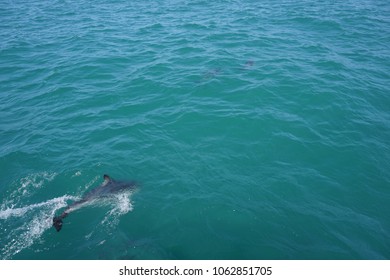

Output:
xmin=0 ymin=0 xmax=389 ymax=259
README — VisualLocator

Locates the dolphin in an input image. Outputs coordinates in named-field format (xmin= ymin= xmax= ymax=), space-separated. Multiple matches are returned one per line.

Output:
xmin=53 ymin=174 xmax=136 ymax=232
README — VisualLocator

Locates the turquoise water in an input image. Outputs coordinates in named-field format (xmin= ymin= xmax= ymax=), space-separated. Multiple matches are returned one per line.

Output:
xmin=1 ymin=0 xmax=389 ymax=260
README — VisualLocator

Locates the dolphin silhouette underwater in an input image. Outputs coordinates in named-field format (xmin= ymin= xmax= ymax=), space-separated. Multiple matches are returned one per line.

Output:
xmin=53 ymin=174 xmax=136 ymax=232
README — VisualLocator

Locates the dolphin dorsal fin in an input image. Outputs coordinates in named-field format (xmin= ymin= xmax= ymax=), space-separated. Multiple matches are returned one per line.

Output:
xmin=103 ymin=174 xmax=111 ymax=186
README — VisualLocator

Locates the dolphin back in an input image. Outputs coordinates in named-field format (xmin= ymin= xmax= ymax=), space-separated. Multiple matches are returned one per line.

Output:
xmin=82 ymin=177 xmax=136 ymax=200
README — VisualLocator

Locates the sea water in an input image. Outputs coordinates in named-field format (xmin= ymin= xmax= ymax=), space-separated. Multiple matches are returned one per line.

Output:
xmin=0 ymin=0 xmax=389 ymax=259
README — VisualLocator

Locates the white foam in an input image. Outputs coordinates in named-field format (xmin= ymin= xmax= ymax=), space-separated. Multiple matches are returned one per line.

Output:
xmin=19 ymin=172 xmax=57 ymax=192
xmin=88 ymin=190 xmax=135 ymax=237
xmin=0 ymin=196 xmax=76 ymax=220
xmin=72 ymin=171 xmax=82 ymax=177
xmin=82 ymin=191 xmax=135 ymax=241
xmin=1 ymin=217 xmax=52 ymax=259
xmin=0 ymin=195 xmax=77 ymax=260
xmin=114 ymin=192 xmax=134 ymax=214
xmin=2 ymin=172 xmax=58 ymax=208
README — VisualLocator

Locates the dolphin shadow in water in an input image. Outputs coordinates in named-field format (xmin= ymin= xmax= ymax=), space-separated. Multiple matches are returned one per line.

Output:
xmin=53 ymin=174 xmax=136 ymax=232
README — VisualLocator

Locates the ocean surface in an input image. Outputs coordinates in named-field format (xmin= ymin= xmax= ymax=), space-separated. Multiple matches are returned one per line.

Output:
xmin=0 ymin=0 xmax=389 ymax=260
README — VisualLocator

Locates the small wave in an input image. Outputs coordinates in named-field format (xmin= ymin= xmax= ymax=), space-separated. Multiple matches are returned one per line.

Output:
xmin=0 ymin=195 xmax=75 ymax=260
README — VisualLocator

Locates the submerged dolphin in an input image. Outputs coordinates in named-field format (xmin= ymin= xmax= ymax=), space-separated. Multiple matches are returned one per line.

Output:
xmin=53 ymin=174 xmax=136 ymax=232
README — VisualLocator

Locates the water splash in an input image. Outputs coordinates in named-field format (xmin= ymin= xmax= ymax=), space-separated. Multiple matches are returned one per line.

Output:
xmin=86 ymin=190 xmax=135 ymax=240
xmin=19 ymin=172 xmax=57 ymax=194
xmin=0 ymin=195 xmax=76 ymax=260
xmin=1 ymin=172 xmax=57 ymax=210
xmin=0 ymin=196 xmax=77 ymax=220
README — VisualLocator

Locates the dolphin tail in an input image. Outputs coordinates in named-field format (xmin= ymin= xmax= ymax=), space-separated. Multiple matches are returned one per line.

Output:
xmin=53 ymin=212 xmax=68 ymax=232
xmin=52 ymin=198 xmax=87 ymax=232
xmin=53 ymin=216 xmax=63 ymax=232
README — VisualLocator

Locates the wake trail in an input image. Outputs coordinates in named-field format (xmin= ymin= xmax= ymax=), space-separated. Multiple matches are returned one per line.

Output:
xmin=0 ymin=195 xmax=77 ymax=260
xmin=0 ymin=195 xmax=78 ymax=220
